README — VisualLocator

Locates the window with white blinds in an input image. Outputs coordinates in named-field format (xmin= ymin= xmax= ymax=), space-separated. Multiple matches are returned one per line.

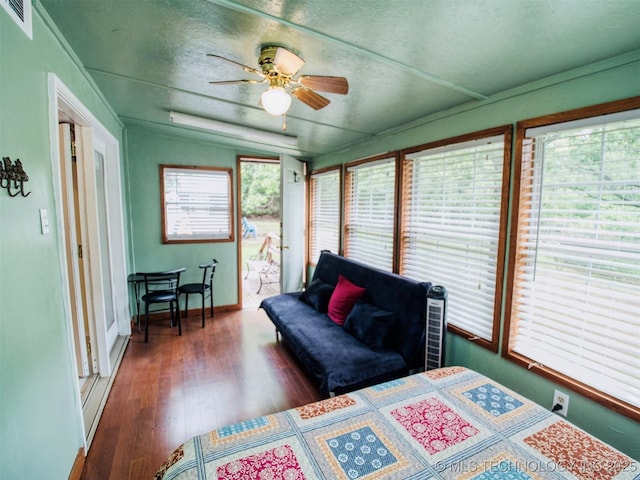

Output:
xmin=309 ymin=168 xmax=341 ymax=263
xmin=507 ymin=106 xmax=640 ymax=417
xmin=400 ymin=129 xmax=510 ymax=351
xmin=344 ymin=156 xmax=396 ymax=271
xmin=161 ymin=165 xmax=233 ymax=243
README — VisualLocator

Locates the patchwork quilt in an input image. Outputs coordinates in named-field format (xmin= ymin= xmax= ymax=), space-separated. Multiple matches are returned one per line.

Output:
xmin=156 ymin=367 xmax=639 ymax=480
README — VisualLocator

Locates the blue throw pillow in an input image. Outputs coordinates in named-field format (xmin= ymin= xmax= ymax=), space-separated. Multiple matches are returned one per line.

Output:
xmin=344 ymin=301 xmax=396 ymax=350
xmin=300 ymin=279 xmax=335 ymax=313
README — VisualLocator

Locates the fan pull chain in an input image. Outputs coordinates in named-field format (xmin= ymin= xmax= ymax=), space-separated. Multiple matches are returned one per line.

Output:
xmin=282 ymin=113 xmax=287 ymax=131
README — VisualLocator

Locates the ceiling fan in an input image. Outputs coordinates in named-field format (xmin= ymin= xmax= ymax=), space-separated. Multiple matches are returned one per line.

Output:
xmin=207 ymin=45 xmax=349 ymax=128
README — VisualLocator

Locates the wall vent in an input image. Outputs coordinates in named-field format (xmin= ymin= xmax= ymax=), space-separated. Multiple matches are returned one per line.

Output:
xmin=2 ymin=0 xmax=32 ymax=39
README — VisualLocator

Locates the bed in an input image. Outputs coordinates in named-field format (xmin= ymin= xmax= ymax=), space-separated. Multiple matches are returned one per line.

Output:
xmin=155 ymin=367 xmax=638 ymax=479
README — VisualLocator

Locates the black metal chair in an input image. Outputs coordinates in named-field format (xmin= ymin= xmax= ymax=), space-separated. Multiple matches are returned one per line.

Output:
xmin=179 ymin=259 xmax=219 ymax=328
xmin=141 ymin=268 xmax=185 ymax=343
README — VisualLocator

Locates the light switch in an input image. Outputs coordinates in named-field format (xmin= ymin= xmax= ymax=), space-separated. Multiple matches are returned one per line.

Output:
xmin=39 ymin=208 xmax=49 ymax=235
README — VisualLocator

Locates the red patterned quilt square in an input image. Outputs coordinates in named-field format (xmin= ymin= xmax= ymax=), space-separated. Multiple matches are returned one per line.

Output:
xmin=524 ymin=421 xmax=632 ymax=480
xmin=217 ymin=444 xmax=306 ymax=480
xmin=296 ymin=395 xmax=356 ymax=419
xmin=425 ymin=366 xmax=467 ymax=380
xmin=391 ymin=397 xmax=479 ymax=454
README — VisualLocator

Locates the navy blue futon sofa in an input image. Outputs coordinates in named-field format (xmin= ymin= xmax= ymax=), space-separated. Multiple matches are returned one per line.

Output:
xmin=260 ymin=251 xmax=433 ymax=396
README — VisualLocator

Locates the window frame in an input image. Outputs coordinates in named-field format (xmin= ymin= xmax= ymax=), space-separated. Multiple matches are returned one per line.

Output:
xmin=504 ymin=96 xmax=640 ymax=421
xmin=308 ymin=166 xmax=342 ymax=265
xmin=399 ymin=126 xmax=512 ymax=352
xmin=343 ymin=153 xmax=399 ymax=272
xmin=160 ymin=164 xmax=234 ymax=244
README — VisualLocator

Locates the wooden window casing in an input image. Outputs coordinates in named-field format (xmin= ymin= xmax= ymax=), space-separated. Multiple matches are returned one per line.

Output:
xmin=161 ymin=165 xmax=234 ymax=244
xmin=504 ymin=97 xmax=640 ymax=421
xmin=308 ymin=166 xmax=342 ymax=264
xmin=343 ymin=153 xmax=399 ymax=272
xmin=399 ymin=126 xmax=512 ymax=352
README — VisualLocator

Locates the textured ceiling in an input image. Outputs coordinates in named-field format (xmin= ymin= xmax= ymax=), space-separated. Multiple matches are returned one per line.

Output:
xmin=40 ymin=0 xmax=640 ymax=157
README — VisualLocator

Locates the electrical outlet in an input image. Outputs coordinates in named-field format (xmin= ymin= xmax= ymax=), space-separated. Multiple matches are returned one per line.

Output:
xmin=552 ymin=389 xmax=570 ymax=416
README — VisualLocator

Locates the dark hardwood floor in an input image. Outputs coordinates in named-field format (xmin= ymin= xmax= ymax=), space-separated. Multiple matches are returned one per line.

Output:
xmin=81 ymin=308 xmax=322 ymax=479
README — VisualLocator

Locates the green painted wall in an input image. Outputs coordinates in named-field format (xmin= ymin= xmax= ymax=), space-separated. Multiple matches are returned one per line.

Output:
xmin=0 ymin=7 xmax=125 ymax=479
xmin=124 ymin=124 xmax=275 ymax=307
xmin=125 ymin=125 xmax=240 ymax=304
xmin=313 ymin=55 xmax=640 ymax=459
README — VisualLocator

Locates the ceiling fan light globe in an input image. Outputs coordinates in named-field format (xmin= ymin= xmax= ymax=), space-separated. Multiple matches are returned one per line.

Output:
xmin=261 ymin=86 xmax=291 ymax=116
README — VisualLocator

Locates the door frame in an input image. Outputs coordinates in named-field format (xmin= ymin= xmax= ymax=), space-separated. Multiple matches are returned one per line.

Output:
xmin=236 ymin=155 xmax=281 ymax=307
xmin=236 ymin=154 xmax=307 ymax=306
xmin=47 ymin=73 xmax=130 ymax=446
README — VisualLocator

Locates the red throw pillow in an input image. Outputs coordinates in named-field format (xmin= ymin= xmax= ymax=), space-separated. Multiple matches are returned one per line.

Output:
xmin=327 ymin=275 xmax=366 ymax=326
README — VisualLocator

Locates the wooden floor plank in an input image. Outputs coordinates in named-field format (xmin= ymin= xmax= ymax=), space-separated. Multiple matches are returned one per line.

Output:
xmin=81 ymin=308 xmax=321 ymax=479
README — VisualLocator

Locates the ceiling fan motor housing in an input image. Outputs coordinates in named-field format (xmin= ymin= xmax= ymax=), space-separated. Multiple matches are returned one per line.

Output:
xmin=258 ymin=45 xmax=281 ymax=70
xmin=259 ymin=45 xmax=305 ymax=78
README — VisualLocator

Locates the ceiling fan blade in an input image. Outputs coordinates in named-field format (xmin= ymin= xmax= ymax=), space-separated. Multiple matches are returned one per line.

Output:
xmin=209 ymin=79 xmax=265 ymax=85
xmin=299 ymin=76 xmax=349 ymax=95
xmin=292 ymin=87 xmax=330 ymax=110
xmin=273 ymin=46 xmax=305 ymax=76
xmin=207 ymin=53 xmax=263 ymax=76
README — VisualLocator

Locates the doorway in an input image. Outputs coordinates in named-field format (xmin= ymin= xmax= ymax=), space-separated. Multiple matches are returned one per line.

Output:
xmin=239 ymin=156 xmax=282 ymax=307
xmin=50 ymin=74 xmax=130 ymax=449
xmin=59 ymin=123 xmax=95 ymax=398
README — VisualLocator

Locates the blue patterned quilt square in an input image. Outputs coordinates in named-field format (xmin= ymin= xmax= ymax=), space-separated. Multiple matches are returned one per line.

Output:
xmin=217 ymin=416 xmax=269 ymax=438
xmin=370 ymin=378 xmax=406 ymax=392
xmin=463 ymin=383 xmax=523 ymax=417
xmin=326 ymin=426 xmax=397 ymax=478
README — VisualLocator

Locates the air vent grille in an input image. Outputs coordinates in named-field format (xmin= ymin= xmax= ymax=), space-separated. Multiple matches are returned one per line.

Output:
xmin=2 ymin=0 xmax=32 ymax=39
xmin=9 ymin=0 xmax=23 ymax=20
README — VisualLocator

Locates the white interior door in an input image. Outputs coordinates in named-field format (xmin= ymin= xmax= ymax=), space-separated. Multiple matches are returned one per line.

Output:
xmin=75 ymin=127 xmax=110 ymax=374
xmin=280 ymin=154 xmax=306 ymax=292
xmin=93 ymin=136 xmax=118 ymax=350
xmin=58 ymin=123 xmax=91 ymax=377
